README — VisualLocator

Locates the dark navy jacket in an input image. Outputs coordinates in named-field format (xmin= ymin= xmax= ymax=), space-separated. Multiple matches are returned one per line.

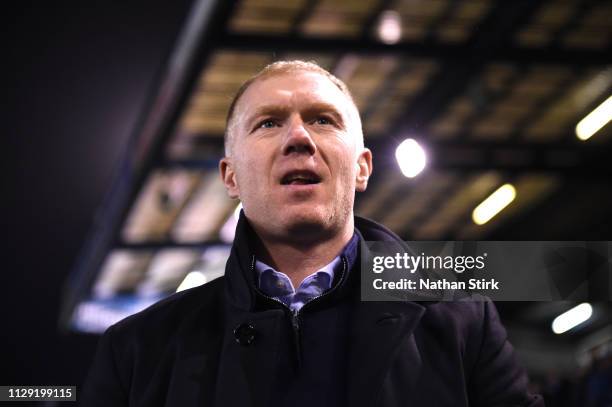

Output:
xmin=81 ymin=214 xmax=544 ymax=406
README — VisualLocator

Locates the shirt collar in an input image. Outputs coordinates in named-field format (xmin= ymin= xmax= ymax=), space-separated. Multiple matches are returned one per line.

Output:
xmin=255 ymin=256 xmax=340 ymax=293
xmin=254 ymin=232 xmax=358 ymax=296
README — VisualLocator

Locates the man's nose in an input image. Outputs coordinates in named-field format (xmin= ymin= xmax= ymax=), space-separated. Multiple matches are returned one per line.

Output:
xmin=281 ymin=118 xmax=317 ymax=156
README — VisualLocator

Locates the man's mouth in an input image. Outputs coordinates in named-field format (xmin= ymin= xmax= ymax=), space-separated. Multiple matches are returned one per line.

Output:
xmin=280 ymin=170 xmax=322 ymax=186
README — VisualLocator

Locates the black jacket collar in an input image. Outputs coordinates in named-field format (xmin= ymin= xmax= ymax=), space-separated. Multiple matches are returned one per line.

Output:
xmin=224 ymin=211 xmax=415 ymax=311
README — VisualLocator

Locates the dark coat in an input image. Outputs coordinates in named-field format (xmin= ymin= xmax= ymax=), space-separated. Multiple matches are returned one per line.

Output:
xmin=81 ymin=215 xmax=543 ymax=406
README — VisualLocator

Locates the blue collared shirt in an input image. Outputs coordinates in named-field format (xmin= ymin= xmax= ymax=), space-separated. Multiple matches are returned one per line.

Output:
xmin=255 ymin=256 xmax=340 ymax=313
xmin=254 ymin=234 xmax=358 ymax=313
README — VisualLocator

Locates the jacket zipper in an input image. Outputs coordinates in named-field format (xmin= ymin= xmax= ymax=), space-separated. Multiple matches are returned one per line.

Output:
xmin=249 ymin=255 xmax=349 ymax=370
xmin=290 ymin=311 xmax=302 ymax=368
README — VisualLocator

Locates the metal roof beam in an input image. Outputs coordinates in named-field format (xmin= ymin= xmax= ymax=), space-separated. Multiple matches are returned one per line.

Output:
xmin=218 ymin=33 xmax=612 ymax=66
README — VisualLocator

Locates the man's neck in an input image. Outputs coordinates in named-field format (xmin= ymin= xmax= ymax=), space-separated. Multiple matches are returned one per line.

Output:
xmin=252 ymin=219 xmax=354 ymax=290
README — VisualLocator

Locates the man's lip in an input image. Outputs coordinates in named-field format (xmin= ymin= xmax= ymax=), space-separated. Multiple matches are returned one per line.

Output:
xmin=279 ymin=183 xmax=321 ymax=195
xmin=279 ymin=169 xmax=323 ymax=185
xmin=281 ymin=183 xmax=320 ymax=189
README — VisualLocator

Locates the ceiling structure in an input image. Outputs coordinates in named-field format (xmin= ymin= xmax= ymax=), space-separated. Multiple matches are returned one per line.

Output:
xmin=62 ymin=0 xmax=612 ymax=376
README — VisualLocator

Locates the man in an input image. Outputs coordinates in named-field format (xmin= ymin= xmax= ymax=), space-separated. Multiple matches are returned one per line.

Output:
xmin=82 ymin=61 xmax=543 ymax=406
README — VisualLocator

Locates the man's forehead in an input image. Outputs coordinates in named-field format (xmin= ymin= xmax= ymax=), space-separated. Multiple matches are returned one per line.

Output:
xmin=236 ymin=71 xmax=353 ymax=118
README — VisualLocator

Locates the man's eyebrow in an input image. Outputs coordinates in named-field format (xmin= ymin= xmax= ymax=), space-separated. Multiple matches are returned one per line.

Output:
xmin=303 ymin=102 xmax=345 ymax=125
xmin=244 ymin=105 xmax=290 ymax=128
xmin=245 ymin=102 xmax=347 ymax=128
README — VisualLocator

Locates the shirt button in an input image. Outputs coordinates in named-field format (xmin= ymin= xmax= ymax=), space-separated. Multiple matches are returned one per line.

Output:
xmin=233 ymin=323 xmax=256 ymax=346
xmin=275 ymin=280 xmax=285 ymax=288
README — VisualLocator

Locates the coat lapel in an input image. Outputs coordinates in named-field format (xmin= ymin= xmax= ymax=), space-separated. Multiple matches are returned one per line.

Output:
xmin=347 ymin=229 xmax=427 ymax=406
xmin=347 ymin=300 xmax=425 ymax=407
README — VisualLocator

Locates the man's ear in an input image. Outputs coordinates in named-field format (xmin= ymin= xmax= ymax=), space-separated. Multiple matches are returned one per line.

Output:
xmin=355 ymin=148 xmax=373 ymax=192
xmin=219 ymin=157 xmax=240 ymax=199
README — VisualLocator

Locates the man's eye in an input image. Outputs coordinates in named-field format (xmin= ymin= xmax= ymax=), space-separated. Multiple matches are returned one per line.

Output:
xmin=259 ymin=120 xmax=276 ymax=129
xmin=315 ymin=117 xmax=332 ymax=125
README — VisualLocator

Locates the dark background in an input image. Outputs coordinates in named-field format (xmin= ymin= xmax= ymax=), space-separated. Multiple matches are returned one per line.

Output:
xmin=4 ymin=0 xmax=193 ymax=387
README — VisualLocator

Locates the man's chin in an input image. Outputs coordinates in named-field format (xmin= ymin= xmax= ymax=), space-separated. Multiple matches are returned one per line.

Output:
xmin=280 ymin=211 xmax=334 ymax=241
